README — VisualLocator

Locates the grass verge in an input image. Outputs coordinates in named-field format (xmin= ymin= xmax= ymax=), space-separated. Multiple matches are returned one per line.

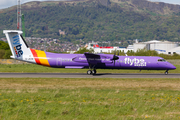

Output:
xmin=0 ymin=78 xmax=180 ymax=119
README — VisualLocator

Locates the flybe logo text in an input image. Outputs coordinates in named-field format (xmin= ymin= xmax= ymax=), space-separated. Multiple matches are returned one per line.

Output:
xmin=13 ymin=35 xmax=23 ymax=57
xmin=124 ymin=58 xmax=146 ymax=66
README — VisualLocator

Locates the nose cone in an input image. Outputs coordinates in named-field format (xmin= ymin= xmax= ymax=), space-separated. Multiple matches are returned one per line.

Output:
xmin=168 ymin=63 xmax=176 ymax=70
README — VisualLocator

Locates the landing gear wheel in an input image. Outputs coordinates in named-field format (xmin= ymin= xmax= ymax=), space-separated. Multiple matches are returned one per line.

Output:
xmin=92 ymin=70 xmax=97 ymax=75
xmin=165 ymin=71 xmax=168 ymax=75
xmin=87 ymin=70 xmax=92 ymax=75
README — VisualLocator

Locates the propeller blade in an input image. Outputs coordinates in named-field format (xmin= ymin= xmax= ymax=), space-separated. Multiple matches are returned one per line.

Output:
xmin=114 ymin=50 xmax=116 ymax=56
xmin=112 ymin=50 xmax=119 ymax=66
xmin=113 ymin=50 xmax=118 ymax=59
xmin=113 ymin=55 xmax=119 ymax=66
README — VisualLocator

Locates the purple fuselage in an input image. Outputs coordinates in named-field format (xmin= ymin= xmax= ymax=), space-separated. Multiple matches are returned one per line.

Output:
xmin=45 ymin=52 xmax=176 ymax=70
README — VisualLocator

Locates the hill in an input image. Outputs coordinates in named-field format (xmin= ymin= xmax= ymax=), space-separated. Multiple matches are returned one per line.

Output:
xmin=0 ymin=0 xmax=180 ymax=43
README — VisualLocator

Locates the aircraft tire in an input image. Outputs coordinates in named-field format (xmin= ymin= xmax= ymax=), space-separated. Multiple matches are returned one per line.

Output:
xmin=87 ymin=70 xmax=92 ymax=75
xmin=165 ymin=71 xmax=168 ymax=75
xmin=92 ymin=70 xmax=97 ymax=75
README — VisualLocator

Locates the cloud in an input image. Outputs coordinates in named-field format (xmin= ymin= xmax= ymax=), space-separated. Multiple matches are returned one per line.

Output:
xmin=0 ymin=0 xmax=17 ymax=9
xmin=0 ymin=0 xmax=33 ymax=9
xmin=0 ymin=0 xmax=47 ymax=9
xmin=0 ymin=0 xmax=68 ymax=10
xmin=162 ymin=0 xmax=180 ymax=5
xmin=149 ymin=0 xmax=180 ymax=5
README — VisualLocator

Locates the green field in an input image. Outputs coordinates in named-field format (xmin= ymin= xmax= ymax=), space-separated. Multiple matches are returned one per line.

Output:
xmin=0 ymin=64 xmax=179 ymax=119
xmin=0 ymin=64 xmax=179 ymax=74
xmin=0 ymin=78 xmax=180 ymax=119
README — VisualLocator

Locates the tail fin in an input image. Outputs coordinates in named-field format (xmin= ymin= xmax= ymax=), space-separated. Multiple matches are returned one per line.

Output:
xmin=3 ymin=30 xmax=51 ymax=66
xmin=3 ymin=30 xmax=33 ymax=61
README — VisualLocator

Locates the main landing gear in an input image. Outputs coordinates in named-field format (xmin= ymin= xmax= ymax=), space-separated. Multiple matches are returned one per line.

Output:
xmin=87 ymin=65 xmax=97 ymax=75
xmin=87 ymin=69 xmax=97 ymax=75
xmin=165 ymin=70 xmax=168 ymax=75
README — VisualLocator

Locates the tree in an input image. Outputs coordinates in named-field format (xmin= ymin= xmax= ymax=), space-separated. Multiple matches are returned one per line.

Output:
xmin=3 ymin=50 xmax=11 ymax=59
xmin=74 ymin=47 xmax=94 ymax=54
xmin=0 ymin=41 xmax=9 ymax=50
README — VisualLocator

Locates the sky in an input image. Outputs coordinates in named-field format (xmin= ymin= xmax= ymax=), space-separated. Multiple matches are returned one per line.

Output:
xmin=0 ymin=0 xmax=180 ymax=10
xmin=149 ymin=0 xmax=180 ymax=4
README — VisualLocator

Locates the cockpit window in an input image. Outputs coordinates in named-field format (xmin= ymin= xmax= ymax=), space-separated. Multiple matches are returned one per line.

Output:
xmin=158 ymin=59 xmax=166 ymax=62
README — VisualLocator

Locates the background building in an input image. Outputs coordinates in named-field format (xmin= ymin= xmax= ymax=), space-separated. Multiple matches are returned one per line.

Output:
xmin=86 ymin=40 xmax=180 ymax=55
xmin=85 ymin=41 xmax=133 ymax=53
xmin=133 ymin=40 xmax=179 ymax=54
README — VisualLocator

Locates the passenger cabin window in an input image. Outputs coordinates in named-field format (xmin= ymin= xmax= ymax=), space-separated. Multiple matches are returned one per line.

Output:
xmin=158 ymin=59 xmax=166 ymax=62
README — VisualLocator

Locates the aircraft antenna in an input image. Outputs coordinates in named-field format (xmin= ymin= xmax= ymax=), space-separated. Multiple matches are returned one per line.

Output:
xmin=17 ymin=0 xmax=22 ymax=30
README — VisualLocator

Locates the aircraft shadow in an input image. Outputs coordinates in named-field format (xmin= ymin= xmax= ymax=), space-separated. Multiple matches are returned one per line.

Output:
xmin=92 ymin=73 xmax=112 ymax=76
xmin=92 ymin=73 xmax=180 ymax=76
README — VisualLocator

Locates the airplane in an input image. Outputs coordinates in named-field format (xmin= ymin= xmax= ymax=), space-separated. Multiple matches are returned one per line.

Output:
xmin=3 ymin=30 xmax=176 ymax=75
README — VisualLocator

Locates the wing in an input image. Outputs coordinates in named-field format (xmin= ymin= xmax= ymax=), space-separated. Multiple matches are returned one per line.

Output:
xmin=84 ymin=52 xmax=102 ymax=65
xmin=72 ymin=53 xmax=113 ymax=64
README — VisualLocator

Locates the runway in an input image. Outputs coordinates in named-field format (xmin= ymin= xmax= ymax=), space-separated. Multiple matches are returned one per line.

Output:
xmin=0 ymin=73 xmax=179 ymax=78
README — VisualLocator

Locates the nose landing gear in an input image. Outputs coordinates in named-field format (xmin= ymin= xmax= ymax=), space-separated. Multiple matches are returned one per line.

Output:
xmin=165 ymin=70 xmax=168 ymax=75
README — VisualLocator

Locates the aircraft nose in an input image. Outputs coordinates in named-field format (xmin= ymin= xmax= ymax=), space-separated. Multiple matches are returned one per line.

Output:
xmin=168 ymin=63 xmax=176 ymax=70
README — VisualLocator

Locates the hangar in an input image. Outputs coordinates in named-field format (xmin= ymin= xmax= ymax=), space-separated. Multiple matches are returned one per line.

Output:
xmin=133 ymin=40 xmax=179 ymax=54
xmin=85 ymin=40 xmax=180 ymax=55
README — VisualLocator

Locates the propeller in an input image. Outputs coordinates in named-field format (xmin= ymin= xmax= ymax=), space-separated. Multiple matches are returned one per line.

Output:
xmin=114 ymin=50 xmax=116 ymax=57
xmin=113 ymin=50 xmax=119 ymax=66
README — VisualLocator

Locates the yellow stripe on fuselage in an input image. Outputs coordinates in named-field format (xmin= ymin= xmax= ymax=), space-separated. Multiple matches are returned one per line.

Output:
xmin=35 ymin=50 xmax=50 ymax=67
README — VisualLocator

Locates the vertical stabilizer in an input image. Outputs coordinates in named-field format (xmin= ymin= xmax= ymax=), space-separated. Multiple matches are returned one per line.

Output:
xmin=3 ymin=30 xmax=35 ymax=63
